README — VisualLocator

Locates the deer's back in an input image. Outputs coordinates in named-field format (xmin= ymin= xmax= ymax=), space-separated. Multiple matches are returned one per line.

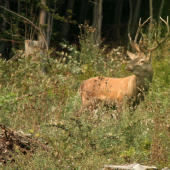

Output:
xmin=80 ymin=75 xmax=137 ymax=103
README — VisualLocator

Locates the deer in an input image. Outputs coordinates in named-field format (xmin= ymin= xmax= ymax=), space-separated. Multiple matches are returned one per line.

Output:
xmin=78 ymin=17 xmax=169 ymax=115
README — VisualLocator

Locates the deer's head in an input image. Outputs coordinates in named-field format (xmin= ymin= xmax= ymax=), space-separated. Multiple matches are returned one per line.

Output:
xmin=126 ymin=16 xmax=169 ymax=81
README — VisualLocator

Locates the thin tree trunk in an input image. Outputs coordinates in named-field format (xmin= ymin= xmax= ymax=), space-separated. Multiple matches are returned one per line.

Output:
xmin=38 ymin=0 xmax=47 ymax=49
xmin=92 ymin=0 xmax=97 ymax=28
xmin=38 ymin=0 xmax=47 ymax=74
xmin=148 ymin=0 xmax=153 ymax=42
xmin=47 ymin=13 xmax=51 ymax=48
xmin=0 ymin=0 xmax=8 ymax=56
xmin=29 ymin=1 xmax=35 ymax=40
xmin=25 ymin=1 xmax=28 ymax=39
xmin=16 ymin=0 xmax=21 ymax=28
xmin=97 ymin=0 xmax=103 ymax=44
xmin=78 ymin=0 xmax=89 ymax=24
xmin=158 ymin=0 xmax=165 ymax=38
xmin=92 ymin=0 xmax=103 ymax=44
xmin=47 ymin=2 xmax=56 ymax=47
xmin=130 ymin=0 xmax=142 ymax=40
xmin=113 ymin=0 xmax=123 ymax=41
xmin=127 ymin=0 xmax=132 ymax=50
xmin=13 ymin=0 xmax=21 ymax=50
xmin=61 ymin=0 xmax=76 ymax=38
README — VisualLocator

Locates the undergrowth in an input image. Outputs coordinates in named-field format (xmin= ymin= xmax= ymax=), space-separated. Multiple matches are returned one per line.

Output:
xmin=0 ymin=24 xmax=170 ymax=169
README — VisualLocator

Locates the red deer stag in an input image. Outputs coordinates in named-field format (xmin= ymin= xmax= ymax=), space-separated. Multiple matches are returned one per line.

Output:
xmin=79 ymin=17 xmax=169 ymax=113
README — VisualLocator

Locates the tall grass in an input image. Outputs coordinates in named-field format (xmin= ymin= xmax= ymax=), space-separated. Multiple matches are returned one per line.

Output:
xmin=1 ymin=24 xmax=170 ymax=169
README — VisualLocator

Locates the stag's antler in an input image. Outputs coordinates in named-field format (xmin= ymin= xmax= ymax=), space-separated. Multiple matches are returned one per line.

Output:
xmin=128 ymin=17 xmax=151 ymax=52
xmin=134 ymin=17 xmax=152 ymax=43
xmin=148 ymin=16 xmax=169 ymax=52
xmin=129 ymin=16 xmax=169 ymax=54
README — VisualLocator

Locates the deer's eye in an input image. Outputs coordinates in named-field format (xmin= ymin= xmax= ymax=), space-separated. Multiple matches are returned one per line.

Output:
xmin=138 ymin=59 xmax=145 ymax=65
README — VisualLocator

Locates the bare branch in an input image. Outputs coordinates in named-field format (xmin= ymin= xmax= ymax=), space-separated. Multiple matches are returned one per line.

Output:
xmin=1 ymin=14 xmax=11 ymax=25
xmin=0 ymin=38 xmax=22 ymax=44
xmin=0 ymin=5 xmax=48 ymax=51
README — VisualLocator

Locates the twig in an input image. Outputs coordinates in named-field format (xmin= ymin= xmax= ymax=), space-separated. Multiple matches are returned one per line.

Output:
xmin=0 ymin=38 xmax=23 ymax=43
xmin=0 ymin=5 xmax=48 ymax=51
xmin=1 ymin=14 xmax=11 ymax=25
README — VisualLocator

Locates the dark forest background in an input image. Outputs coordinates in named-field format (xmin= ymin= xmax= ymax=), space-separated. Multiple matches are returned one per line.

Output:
xmin=0 ymin=0 xmax=169 ymax=59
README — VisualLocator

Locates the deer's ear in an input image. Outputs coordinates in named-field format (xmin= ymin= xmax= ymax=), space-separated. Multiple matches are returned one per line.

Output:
xmin=127 ymin=51 xmax=136 ymax=60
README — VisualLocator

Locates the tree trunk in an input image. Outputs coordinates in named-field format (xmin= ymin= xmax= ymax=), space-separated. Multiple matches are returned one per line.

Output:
xmin=113 ymin=0 xmax=123 ymax=41
xmin=29 ymin=1 xmax=35 ymax=40
xmin=148 ymin=0 xmax=153 ymax=42
xmin=130 ymin=0 xmax=142 ymax=41
xmin=127 ymin=0 xmax=133 ymax=50
xmin=92 ymin=0 xmax=97 ymax=28
xmin=78 ymin=0 xmax=89 ymax=24
xmin=47 ymin=2 xmax=56 ymax=48
xmin=13 ymin=0 xmax=21 ymax=50
xmin=38 ymin=0 xmax=47 ymax=74
xmin=16 ymin=0 xmax=21 ymax=28
xmin=38 ymin=0 xmax=47 ymax=49
xmin=92 ymin=0 xmax=103 ymax=44
xmin=98 ymin=0 xmax=103 ymax=43
xmin=158 ymin=0 xmax=165 ymax=38
xmin=61 ymin=0 xmax=76 ymax=38
xmin=0 ymin=0 xmax=8 ymax=56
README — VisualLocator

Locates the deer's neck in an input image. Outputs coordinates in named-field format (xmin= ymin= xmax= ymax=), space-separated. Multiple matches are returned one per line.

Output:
xmin=135 ymin=68 xmax=153 ymax=92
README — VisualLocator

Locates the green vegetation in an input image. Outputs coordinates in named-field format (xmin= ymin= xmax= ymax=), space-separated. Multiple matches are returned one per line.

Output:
xmin=1 ymin=25 xmax=170 ymax=169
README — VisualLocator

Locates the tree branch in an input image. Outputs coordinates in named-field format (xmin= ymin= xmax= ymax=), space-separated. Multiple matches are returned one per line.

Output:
xmin=0 ymin=5 xmax=48 ymax=51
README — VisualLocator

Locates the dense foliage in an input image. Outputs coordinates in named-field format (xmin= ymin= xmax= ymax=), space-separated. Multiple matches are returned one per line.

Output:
xmin=0 ymin=25 xmax=170 ymax=169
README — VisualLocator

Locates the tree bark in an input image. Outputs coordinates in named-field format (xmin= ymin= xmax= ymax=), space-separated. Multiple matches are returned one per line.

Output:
xmin=92 ymin=0 xmax=103 ymax=44
xmin=46 ymin=2 xmax=57 ymax=48
xmin=92 ymin=0 xmax=97 ymax=28
xmin=130 ymin=0 xmax=142 ymax=41
xmin=148 ymin=0 xmax=153 ymax=41
xmin=29 ymin=1 xmax=35 ymax=40
xmin=127 ymin=0 xmax=132 ymax=50
xmin=16 ymin=0 xmax=21 ymax=28
xmin=78 ymin=0 xmax=89 ymax=24
xmin=113 ymin=0 xmax=123 ymax=41
xmin=158 ymin=0 xmax=165 ymax=38
xmin=98 ymin=0 xmax=103 ymax=43
xmin=12 ymin=0 xmax=21 ymax=50
xmin=0 ymin=0 xmax=8 ymax=56
xmin=38 ymin=0 xmax=47 ymax=49
xmin=61 ymin=0 xmax=76 ymax=38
